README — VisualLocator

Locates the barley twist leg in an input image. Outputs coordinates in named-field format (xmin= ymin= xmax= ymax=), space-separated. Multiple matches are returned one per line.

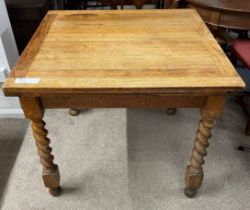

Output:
xmin=184 ymin=118 xmax=215 ymax=198
xmin=32 ymin=120 xmax=61 ymax=196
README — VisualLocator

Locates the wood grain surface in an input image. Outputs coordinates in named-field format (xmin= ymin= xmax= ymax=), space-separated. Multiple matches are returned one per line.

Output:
xmin=3 ymin=9 xmax=244 ymax=96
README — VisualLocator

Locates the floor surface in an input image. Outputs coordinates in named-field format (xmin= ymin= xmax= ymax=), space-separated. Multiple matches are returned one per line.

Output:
xmin=1 ymin=98 xmax=250 ymax=210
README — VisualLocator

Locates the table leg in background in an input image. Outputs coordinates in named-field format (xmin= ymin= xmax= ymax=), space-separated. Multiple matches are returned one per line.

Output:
xmin=69 ymin=108 xmax=80 ymax=116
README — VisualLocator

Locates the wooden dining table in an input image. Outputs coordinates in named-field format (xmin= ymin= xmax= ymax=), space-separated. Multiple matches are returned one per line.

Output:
xmin=3 ymin=9 xmax=244 ymax=198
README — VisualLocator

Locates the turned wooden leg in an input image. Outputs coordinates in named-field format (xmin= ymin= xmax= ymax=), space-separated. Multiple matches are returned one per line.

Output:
xmin=184 ymin=96 xmax=225 ymax=198
xmin=32 ymin=120 xmax=61 ymax=196
xmin=69 ymin=108 xmax=80 ymax=116
xmin=166 ymin=108 xmax=177 ymax=115
xmin=20 ymin=96 xmax=61 ymax=196
xmin=184 ymin=118 xmax=214 ymax=197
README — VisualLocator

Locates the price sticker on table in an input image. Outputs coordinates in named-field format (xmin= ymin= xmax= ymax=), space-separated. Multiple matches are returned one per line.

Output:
xmin=15 ymin=78 xmax=40 ymax=84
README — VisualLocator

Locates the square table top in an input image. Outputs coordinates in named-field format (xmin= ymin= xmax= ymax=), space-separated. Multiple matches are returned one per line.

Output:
xmin=3 ymin=9 xmax=245 ymax=96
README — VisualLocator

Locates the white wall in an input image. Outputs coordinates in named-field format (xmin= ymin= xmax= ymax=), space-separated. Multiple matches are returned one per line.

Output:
xmin=0 ymin=0 xmax=19 ymax=71
xmin=0 ymin=0 xmax=9 ymax=34
xmin=0 ymin=0 xmax=24 ymax=118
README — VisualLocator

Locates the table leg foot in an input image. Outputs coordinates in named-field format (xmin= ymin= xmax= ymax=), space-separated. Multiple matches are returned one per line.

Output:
xmin=166 ymin=108 xmax=177 ymax=115
xmin=49 ymin=186 xmax=62 ymax=196
xmin=184 ymin=188 xmax=197 ymax=198
xmin=42 ymin=165 xmax=61 ymax=196
xmin=184 ymin=165 xmax=204 ymax=198
xmin=69 ymin=108 xmax=80 ymax=116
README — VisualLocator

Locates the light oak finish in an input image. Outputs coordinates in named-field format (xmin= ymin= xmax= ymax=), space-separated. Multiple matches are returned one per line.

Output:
xmin=3 ymin=10 xmax=244 ymax=198
xmin=4 ymin=10 xmax=244 ymax=95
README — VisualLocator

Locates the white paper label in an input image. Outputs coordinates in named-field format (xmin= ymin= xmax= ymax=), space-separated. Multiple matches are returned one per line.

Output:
xmin=15 ymin=78 xmax=40 ymax=84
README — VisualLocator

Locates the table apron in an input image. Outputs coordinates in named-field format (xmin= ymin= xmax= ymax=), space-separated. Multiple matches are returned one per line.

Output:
xmin=41 ymin=94 xmax=207 ymax=108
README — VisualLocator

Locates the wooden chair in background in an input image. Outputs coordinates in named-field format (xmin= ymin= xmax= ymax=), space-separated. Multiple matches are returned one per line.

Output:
xmin=115 ymin=0 xmax=181 ymax=9
xmin=88 ymin=0 xmax=181 ymax=10
xmin=231 ymin=40 xmax=250 ymax=150
xmin=64 ymin=0 xmax=87 ymax=9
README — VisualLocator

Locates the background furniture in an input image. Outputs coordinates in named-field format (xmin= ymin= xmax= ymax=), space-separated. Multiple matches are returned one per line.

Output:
xmin=184 ymin=0 xmax=250 ymax=31
xmin=63 ymin=0 xmax=158 ymax=9
xmin=63 ymin=0 xmax=180 ymax=10
xmin=5 ymin=0 xmax=49 ymax=54
xmin=232 ymin=41 xmax=250 ymax=69
xmin=181 ymin=0 xmax=250 ymax=45
xmin=164 ymin=0 xmax=181 ymax=9
xmin=231 ymin=40 xmax=250 ymax=138
xmin=116 ymin=0 xmax=158 ymax=9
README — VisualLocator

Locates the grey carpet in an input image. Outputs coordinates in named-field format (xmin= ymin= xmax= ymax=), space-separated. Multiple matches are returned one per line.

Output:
xmin=0 ymin=119 xmax=28 ymax=205
xmin=1 ymin=98 xmax=250 ymax=210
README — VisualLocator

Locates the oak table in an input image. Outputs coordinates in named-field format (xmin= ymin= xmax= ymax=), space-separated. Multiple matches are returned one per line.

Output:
xmin=3 ymin=9 xmax=245 ymax=198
